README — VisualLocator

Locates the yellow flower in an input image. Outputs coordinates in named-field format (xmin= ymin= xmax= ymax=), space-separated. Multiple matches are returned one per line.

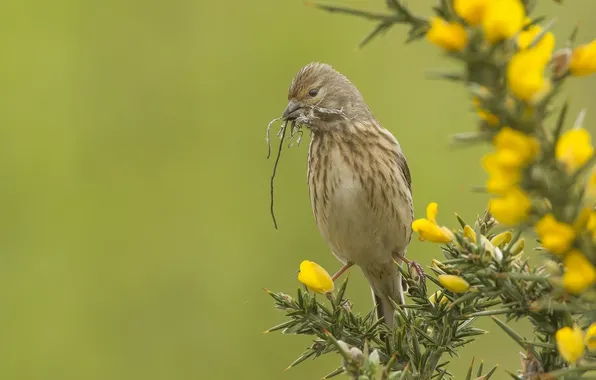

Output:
xmin=297 ymin=260 xmax=334 ymax=294
xmin=535 ymin=214 xmax=576 ymax=255
xmin=569 ymin=40 xmax=596 ymax=76
xmin=493 ymin=127 xmax=540 ymax=167
xmin=478 ymin=110 xmax=499 ymax=126
xmin=438 ymin=274 xmax=470 ymax=293
xmin=412 ymin=202 xmax=454 ymax=243
xmin=585 ymin=323 xmax=596 ymax=352
xmin=488 ymin=187 xmax=532 ymax=225
xmin=482 ymin=153 xmax=521 ymax=194
xmin=429 ymin=290 xmax=449 ymax=306
xmin=507 ymin=49 xmax=552 ymax=103
xmin=426 ymin=17 xmax=468 ymax=52
xmin=509 ymin=238 xmax=525 ymax=255
xmin=463 ymin=225 xmax=501 ymax=258
xmin=472 ymin=97 xmax=499 ymax=126
xmin=555 ymin=325 xmax=585 ymax=363
xmin=482 ymin=0 xmax=525 ymax=43
xmin=517 ymin=24 xmax=556 ymax=60
xmin=490 ymin=231 xmax=513 ymax=247
xmin=563 ymin=250 xmax=596 ymax=294
xmin=555 ymin=128 xmax=594 ymax=173
xmin=454 ymin=0 xmax=488 ymax=26
xmin=463 ymin=225 xmax=476 ymax=242
xmin=573 ymin=207 xmax=592 ymax=232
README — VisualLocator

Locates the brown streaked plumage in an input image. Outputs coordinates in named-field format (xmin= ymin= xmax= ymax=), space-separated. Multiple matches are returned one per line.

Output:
xmin=281 ymin=62 xmax=414 ymax=328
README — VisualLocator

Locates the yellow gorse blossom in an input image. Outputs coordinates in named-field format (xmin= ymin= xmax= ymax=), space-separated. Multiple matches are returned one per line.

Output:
xmin=488 ymin=187 xmax=532 ymax=225
xmin=426 ymin=17 xmax=468 ymax=52
xmin=429 ymin=290 xmax=449 ymax=306
xmin=507 ymin=49 xmax=552 ymax=103
xmin=412 ymin=202 xmax=454 ymax=243
xmin=569 ymin=40 xmax=596 ymax=77
xmin=555 ymin=128 xmax=594 ymax=173
xmin=438 ymin=274 xmax=470 ymax=293
xmin=454 ymin=0 xmax=488 ymax=26
xmin=507 ymin=25 xmax=555 ymax=103
xmin=482 ymin=153 xmax=521 ymax=194
xmin=463 ymin=225 xmax=504 ymax=260
xmin=481 ymin=0 xmax=525 ymax=43
xmin=493 ymin=127 xmax=540 ymax=168
xmin=472 ymin=97 xmax=499 ymax=126
xmin=490 ymin=231 xmax=513 ymax=247
xmin=517 ymin=24 xmax=556 ymax=60
xmin=297 ymin=260 xmax=334 ymax=294
xmin=509 ymin=238 xmax=525 ymax=255
xmin=585 ymin=323 xmax=596 ymax=352
xmin=573 ymin=207 xmax=592 ymax=232
xmin=463 ymin=225 xmax=476 ymax=242
xmin=562 ymin=250 xmax=596 ymax=294
xmin=535 ymin=214 xmax=576 ymax=255
xmin=555 ymin=325 xmax=585 ymax=363
xmin=483 ymin=128 xmax=537 ymax=197
xmin=478 ymin=109 xmax=499 ymax=126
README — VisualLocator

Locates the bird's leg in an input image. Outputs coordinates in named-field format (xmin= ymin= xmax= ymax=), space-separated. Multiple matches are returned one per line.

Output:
xmin=331 ymin=262 xmax=353 ymax=282
xmin=394 ymin=253 xmax=425 ymax=283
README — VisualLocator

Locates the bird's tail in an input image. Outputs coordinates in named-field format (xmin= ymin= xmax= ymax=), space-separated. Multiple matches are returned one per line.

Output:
xmin=362 ymin=262 xmax=404 ymax=329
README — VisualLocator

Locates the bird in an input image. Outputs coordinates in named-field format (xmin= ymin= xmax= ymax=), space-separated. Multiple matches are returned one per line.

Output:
xmin=281 ymin=62 xmax=415 ymax=328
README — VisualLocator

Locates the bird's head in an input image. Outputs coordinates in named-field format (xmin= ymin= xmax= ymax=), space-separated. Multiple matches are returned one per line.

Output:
xmin=282 ymin=62 xmax=368 ymax=125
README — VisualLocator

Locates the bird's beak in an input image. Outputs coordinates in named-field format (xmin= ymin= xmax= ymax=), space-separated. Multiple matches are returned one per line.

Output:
xmin=282 ymin=100 xmax=302 ymax=120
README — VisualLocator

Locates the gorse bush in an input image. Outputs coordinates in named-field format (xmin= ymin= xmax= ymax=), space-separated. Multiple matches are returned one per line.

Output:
xmin=265 ymin=1 xmax=596 ymax=378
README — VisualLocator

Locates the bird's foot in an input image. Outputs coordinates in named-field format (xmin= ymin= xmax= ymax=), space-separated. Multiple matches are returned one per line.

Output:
xmin=331 ymin=262 xmax=353 ymax=282
xmin=407 ymin=260 xmax=426 ymax=284
xmin=394 ymin=253 xmax=426 ymax=283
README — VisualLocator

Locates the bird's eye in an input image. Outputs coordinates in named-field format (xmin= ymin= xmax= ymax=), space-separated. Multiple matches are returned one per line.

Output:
xmin=308 ymin=89 xmax=319 ymax=97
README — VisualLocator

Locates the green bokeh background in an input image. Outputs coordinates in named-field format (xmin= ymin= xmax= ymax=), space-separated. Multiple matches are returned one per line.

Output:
xmin=0 ymin=1 xmax=595 ymax=379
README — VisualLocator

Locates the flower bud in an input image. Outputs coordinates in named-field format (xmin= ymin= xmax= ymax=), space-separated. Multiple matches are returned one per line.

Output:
xmin=349 ymin=346 xmax=363 ymax=363
xmin=490 ymin=231 xmax=513 ymax=247
xmin=463 ymin=225 xmax=476 ymax=242
xmin=336 ymin=340 xmax=350 ymax=353
xmin=438 ymin=274 xmax=470 ymax=293
xmin=368 ymin=349 xmax=380 ymax=367
xmin=551 ymin=47 xmax=572 ymax=78
xmin=509 ymin=238 xmax=525 ymax=255
xmin=543 ymin=259 xmax=561 ymax=275
xmin=431 ymin=259 xmax=444 ymax=269
xmin=585 ymin=323 xmax=596 ymax=352
xmin=429 ymin=290 xmax=449 ymax=306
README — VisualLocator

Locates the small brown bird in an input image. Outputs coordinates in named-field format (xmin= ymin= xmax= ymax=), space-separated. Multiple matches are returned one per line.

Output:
xmin=281 ymin=62 xmax=414 ymax=328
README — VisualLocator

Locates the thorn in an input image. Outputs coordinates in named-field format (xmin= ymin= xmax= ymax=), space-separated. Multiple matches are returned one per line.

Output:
xmin=322 ymin=328 xmax=331 ymax=335
xmin=284 ymin=365 xmax=292 ymax=371
xmin=263 ymin=288 xmax=271 ymax=293
xmin=263 ymin=330 xmax=269 ymax=334
xmin=573 ymin=108 xmax=587 ymax=129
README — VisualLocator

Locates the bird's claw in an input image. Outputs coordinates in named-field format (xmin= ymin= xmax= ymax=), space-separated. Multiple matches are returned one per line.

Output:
xmin=408 ymin=260 xmax=426 ymax=283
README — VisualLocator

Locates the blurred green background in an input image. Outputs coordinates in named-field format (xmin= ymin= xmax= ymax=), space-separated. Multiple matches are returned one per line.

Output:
xmin=0 ymin=0 xmax=594 ymax=379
